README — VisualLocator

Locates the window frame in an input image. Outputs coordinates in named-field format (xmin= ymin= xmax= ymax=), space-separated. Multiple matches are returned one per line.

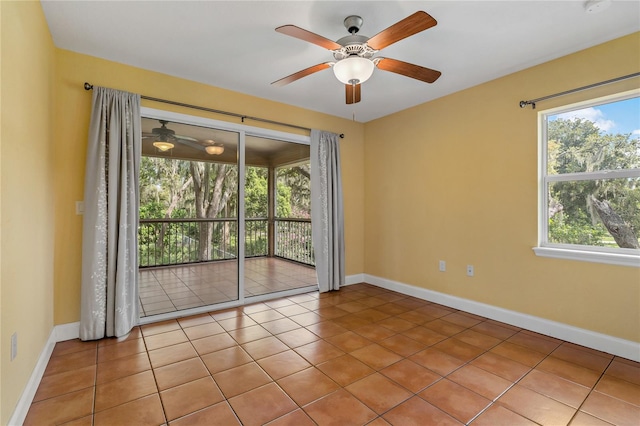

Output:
xmin=534 ymin=89 xmax=640 ymax=268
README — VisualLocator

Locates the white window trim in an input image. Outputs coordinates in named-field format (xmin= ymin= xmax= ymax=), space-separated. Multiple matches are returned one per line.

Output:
xmin=534 ymin=89 xmax=640 ymax=268
xmin=533 ymin=247 xmax=640 ymax=267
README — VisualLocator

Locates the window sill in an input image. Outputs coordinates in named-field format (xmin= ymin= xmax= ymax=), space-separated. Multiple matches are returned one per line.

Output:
xmin=533 ymin=247 xmax=640 ymax=268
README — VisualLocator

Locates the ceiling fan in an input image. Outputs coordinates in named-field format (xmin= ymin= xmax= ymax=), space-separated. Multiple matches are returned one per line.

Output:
xmin=143 ymin=120 xmax=224 ymax=155
xmin=271 ymin=11 xmax=442 ymax=104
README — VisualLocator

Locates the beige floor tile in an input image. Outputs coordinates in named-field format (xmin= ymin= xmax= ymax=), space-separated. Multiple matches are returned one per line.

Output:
xmin=303 ymin=389 xmax=377 ymax=426
xmin=94 ymin=370 xmax=158 ymax=412
xmin=277 ymin=367 xmax=341 ymax=406
xmin=229 ymin=383 xmax=298 ymax=426
xmin=160 ymin=377 xmax=224 ymax=421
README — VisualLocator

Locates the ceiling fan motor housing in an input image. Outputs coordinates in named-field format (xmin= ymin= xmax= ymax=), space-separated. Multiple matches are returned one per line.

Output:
xmin=153 ymin=120 xmax=176 ymax=142
xmin=334 ymin=35 xmax=376 ymax=60
xmin=334 ymin=16 xmax=377 ymax=60
xmin=343 ymin=15 xmax=363 ymax=34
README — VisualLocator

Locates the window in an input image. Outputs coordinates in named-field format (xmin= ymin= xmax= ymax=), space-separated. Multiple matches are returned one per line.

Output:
xmin=534 ymin=90 xmax=640 ymax=267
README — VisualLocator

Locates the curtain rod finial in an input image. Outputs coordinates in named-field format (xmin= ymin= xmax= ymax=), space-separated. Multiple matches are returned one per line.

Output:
xmin=339 ymin=134 xmax=344 ymax=138
xmin=84 ymin=82 xmax=93 ymax=90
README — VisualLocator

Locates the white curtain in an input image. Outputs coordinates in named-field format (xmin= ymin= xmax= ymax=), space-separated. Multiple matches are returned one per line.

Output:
xmin=80 ymin=87 xmax=141 ymax=340
xmin=311 ymin=130 xmax=345 ymax=292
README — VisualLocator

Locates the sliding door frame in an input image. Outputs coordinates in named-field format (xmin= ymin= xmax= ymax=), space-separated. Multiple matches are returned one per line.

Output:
xmin=138 ymin=107 xmax=314 ymax=324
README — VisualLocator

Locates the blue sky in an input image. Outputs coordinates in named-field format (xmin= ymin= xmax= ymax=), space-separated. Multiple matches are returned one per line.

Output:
xmin=551 ymin=96 xmax=640 ymax=137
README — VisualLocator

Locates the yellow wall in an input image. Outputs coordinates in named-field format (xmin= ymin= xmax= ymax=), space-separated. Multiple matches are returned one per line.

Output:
xmin=52 ymin=50 xmax=366 ymax=325
xmin=1 ymin=0 xmax=638 ymax=420
xmin=364 ymin=32 xmax=640 ymax=343
xmin=1 ymin=1 xmax=56 ymax=423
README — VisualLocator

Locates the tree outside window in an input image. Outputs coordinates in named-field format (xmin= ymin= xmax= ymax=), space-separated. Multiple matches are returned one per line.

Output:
xmin=540 ymin=91 xmax=640 ymax=259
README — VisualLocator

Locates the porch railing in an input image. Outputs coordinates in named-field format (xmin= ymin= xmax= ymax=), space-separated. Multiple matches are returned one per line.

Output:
xmin=245 ymin=218 xmax=268 ymax=258
xmin=275 ymin=218 xmax=315 ymax=266
xmin=139 ymin=217 xmax=314 ymax=267
xmin=138 ymin=218 xmax=239 ymax=267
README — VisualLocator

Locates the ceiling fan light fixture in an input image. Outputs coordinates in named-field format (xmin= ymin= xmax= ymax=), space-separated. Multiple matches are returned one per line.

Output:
xmin=153 ymin=141 xmax=174 ymax=151
xmin=205 ymin=145 xmax=224 ymax=155
xmin=333 ymin=56 xmax=374 ymax=85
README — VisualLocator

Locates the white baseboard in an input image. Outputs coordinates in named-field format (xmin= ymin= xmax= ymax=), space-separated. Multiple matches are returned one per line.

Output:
xmin=364 ymin=274 xmax=640 ymax=362
xmin=8 ymin=323 xmax=80 ymax=425
xmin=54 ymin=322 xmax=80 ymax=342
xmin=345 ymin=273 xmax=365 ymax=286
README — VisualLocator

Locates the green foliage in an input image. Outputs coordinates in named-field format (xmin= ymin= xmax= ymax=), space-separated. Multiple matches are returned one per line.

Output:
xmin=547 ymin=116 xmax=640 ymax=248
xmin=548 ymin=206 xmax=609 ymax=246
xmin=244 ymin=166 xmax=293 ymax=218
xmin=277 ymin=164 xmax=310 ymax=218
xmin=139 ymin=201 xmax=164 ymax=220
xmin=245 ymin=237 xmax=267 ymax=257
xmin=139 ymin=156 xmax=196 ymax=218
xmin=276 ymin=184 xmax=292 ymax=217
xmin=245 ymin=167 xmax=268 ymax=218
xmin=139 ymin=157 xmax=312 ymax=266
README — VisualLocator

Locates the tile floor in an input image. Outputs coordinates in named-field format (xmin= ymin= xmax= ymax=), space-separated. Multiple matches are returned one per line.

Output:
xmin=26 ymin=283 xmax=640 ymax=425
xmin=139 ymin=258 xmax=317 ymax=317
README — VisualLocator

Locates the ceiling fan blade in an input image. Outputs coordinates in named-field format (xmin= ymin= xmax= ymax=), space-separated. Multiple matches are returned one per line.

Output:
xmin=346 ymin=83 xmax=361 ymax=104
xmin=376 ymin=58 xmax=441 ymax=83
xmin=143 ymin=132 xmax=197 ymax=142
xmin=276 ymin=25 xmax=342 ymax=50
xmin=366 ymin=11 xmax=437 ymax=50
xmin=271 ymin=62 xmax=332 ymax=87
xmin=175 ymin=135 xmax=198 ymax=142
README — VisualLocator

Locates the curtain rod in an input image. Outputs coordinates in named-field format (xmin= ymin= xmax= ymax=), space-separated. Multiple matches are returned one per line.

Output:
xmin=519 ymin=72 xmax=640 ymax=109
xmin=84 ymin=82 xmax=344 ymax=138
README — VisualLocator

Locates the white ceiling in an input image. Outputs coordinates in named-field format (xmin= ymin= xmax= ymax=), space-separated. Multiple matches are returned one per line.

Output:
xmin=41 ymin=1 xmax=640 ymax=123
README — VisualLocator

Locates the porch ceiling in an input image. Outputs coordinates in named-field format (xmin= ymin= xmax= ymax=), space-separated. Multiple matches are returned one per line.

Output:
xmin=142 ymin=117 xmax=310 ymax=167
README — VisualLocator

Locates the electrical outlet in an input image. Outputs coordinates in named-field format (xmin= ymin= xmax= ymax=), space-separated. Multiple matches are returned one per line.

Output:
xmin=76 ymin=201 xmax=85 ymax=215
xmin=439 ymin=260 xmax=446 ymax=272
xmin=11 ymin=332 xmax=17 ymax=361
xmin=466 ymin=265 xmax=474 ymax=277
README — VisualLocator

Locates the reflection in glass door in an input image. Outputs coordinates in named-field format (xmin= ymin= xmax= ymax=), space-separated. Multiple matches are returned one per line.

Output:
xmin=137 ymin=111 xmax=318 ymax=321
xmin=243 ymin=136 xmax=318 ymax=299
xmin=138 ymin=117 xmax=240 ymax=318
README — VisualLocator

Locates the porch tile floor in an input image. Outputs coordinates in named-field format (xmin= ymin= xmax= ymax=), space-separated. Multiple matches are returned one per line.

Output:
xmin=26 ymin=283 xmax=640 ymax=425
xmin=139 ymin=258 xmax=317 ymax=317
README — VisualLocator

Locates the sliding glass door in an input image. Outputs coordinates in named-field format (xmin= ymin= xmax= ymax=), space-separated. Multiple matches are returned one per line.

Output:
xmin=243 ymin=136 xmax=316 ymax=299
xmin=138 ymin=117 xmax=240 ymax=318
xmin=137 ymin=109 xmax=317 ymax=321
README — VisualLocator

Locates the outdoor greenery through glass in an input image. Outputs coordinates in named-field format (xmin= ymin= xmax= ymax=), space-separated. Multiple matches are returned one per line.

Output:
xmin=139 ymin=156 xmax=313 ymax=267
xmin=275 ymin=162 xmax=313 ymax=264
xmin=544 ymin=95 xmax=640 ymax=250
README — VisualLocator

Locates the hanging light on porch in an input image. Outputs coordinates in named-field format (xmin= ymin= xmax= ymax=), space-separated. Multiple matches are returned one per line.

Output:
xmin=153 ymin=132 xmax=174 ymax=151
xmin=205 ymin=144 xmax=224 ymax=155
xmin=153 ymin=141 xmax=175 ymax=151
